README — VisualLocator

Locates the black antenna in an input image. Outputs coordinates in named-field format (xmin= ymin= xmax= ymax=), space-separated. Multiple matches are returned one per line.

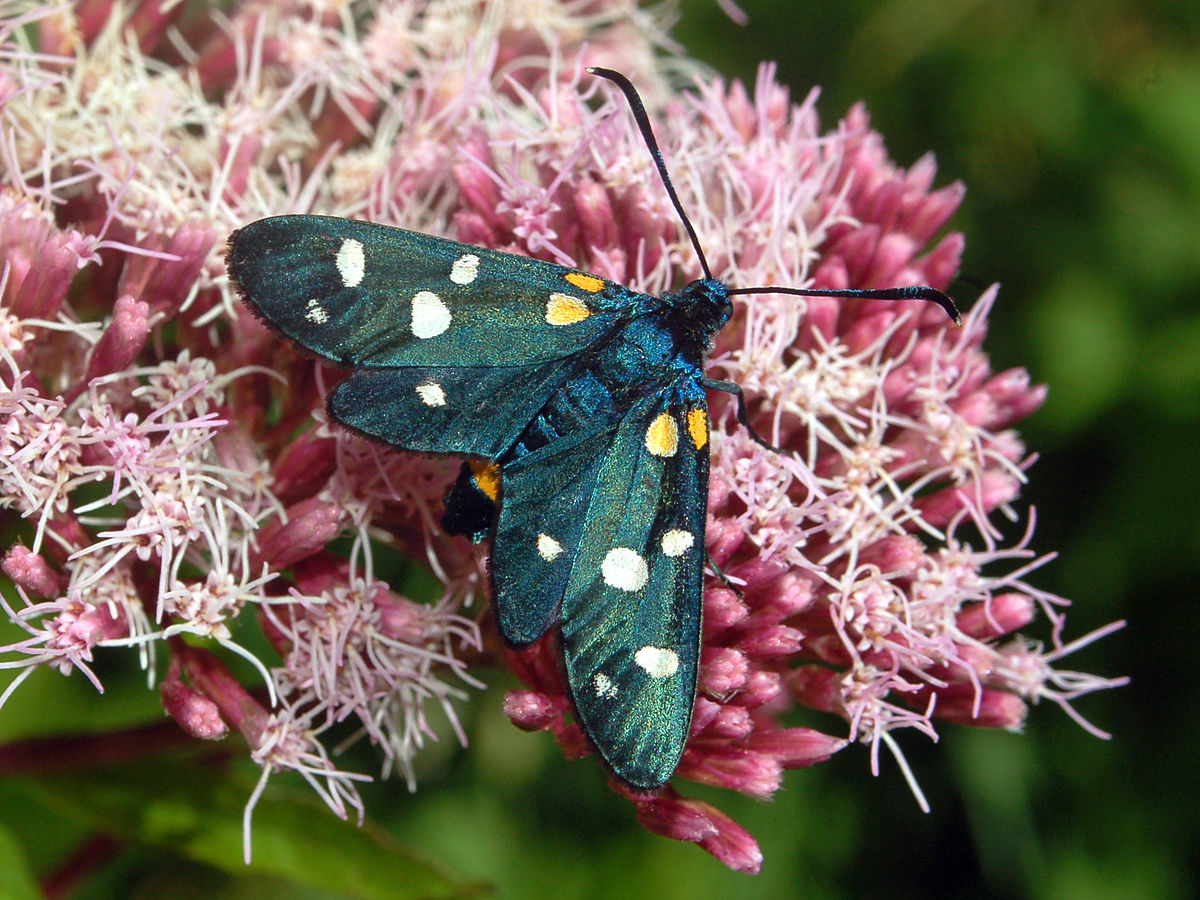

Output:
xmin=587 ymin=67 xmax=962 ymax=326
xmin=728 ymin=284 xmax=961 ymax=326
xmin=588 ymin=67 xmax=713 ymax=281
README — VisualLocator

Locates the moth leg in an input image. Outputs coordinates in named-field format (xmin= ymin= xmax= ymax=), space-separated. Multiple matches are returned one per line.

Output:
xmin=700 ymin=376 xmax=783 ymax=454
xmin=704 ymin=548 xmax=739 ymax=593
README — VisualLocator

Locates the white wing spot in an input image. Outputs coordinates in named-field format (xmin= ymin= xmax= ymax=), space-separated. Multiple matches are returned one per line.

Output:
xmin=415 ymin=381 xmax=446 ymax=407
xmin=449 ymin=253 xmax=480 ymax=285
xmin=411 ymin=290 xmax=451 ymax=338
xmin=601 ymin=547 xmax=648 ymax=592
xmin=537 ymin=533 xmax=563 ymax=562
xmin=593 ymin=673 xmax=619 ymax=699
xmin=304 ymin=298 xmax=329 ymax=324
xmin=635 ymin=646 xmax=679 ymax=679
xmin=660 ymin=529 xmax=694 ymax=557
xmin=336 ymin=238 xmax=365 ymax=287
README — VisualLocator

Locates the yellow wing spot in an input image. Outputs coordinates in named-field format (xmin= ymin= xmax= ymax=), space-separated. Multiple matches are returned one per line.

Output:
xmin=564 ymin=272 xmax=604 ymax=293
xmin=468 ymin=459 xmax=501 ymax=501
xmin=687 ymin=408 xmax=708 ymax=450
xmin=546 ymin=292 xmax=591 ymax=326
xmin=645 ymin=412 xmax=679 ymax=457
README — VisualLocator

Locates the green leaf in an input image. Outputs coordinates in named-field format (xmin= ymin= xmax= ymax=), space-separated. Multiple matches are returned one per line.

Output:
xmin=16 ymin=755 xmax=488 ymax=900
xmin=0 ymin=820 xmax=42 ymax=900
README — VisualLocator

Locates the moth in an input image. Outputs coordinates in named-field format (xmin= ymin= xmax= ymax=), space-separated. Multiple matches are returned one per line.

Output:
xmin=226 ymin=68 xmax=959 ymax=789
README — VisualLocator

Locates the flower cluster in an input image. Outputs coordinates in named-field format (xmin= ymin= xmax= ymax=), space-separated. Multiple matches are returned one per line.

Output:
xmin=0 ymin=0 xmax=1121 ymax=873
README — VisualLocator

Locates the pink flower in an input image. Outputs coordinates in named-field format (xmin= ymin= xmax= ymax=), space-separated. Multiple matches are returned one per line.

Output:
xmin=0 ymin=0 xmax=1123 ymax=874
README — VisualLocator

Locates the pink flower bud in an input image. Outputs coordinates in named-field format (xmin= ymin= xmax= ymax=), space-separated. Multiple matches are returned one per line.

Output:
xmin=678 ymin=743 xmax=781 ymax=797
xmin=254 ymin=498 xmax=345 ymax=569
xmin=503 ymin=690 xmax=561 ymax=732
xmin=922 ymin=683 xmax=1028 ymax=729
xmin=738 ymin=670 xmax=784 ymax=709
xmin=82 ymin=294 xmax=149 ymax=387
xmin=698 ymin=703 xmax=754 ymax=740
xmin=699 ymin=647 xmax=748 ymax=694
xmin=624 ymin=792 xmax=763 ymax=878
xmin=574 ymin=177 xmax=618 ymax=252
xmin=271 ymin=431 xmax=338 ymax=505
xmin=2 ymin=545 xmax=63 ymax=597
xmin=788 ymin=666 xmax=844 ymax=715
xmin=745 ymin=727 xmax=849 ymax=768
xmin=957 ymin=593 xmax=1037 ymax=640
xmin=736 ymin=624 xmax=804 ymax=658
xmin=161 ymin=678 xmax=228 ymax=740
xmin=704 ymin=589 xmax=749 ymax=638
xmin=633 ymin=793 xmax=764 ymax=874
xmin=175 ymin=644 xmax=269 ymax=743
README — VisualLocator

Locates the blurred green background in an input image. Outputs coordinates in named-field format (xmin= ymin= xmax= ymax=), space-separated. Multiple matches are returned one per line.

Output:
xmin=669 ymin=2 xmax=1196 ymax=898
xmin=2 ymin=1 xmax=1195 ymax=898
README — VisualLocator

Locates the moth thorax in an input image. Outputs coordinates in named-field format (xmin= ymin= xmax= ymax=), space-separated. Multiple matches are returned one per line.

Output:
xmin=679 ymin=278 xmax=733 ymax=341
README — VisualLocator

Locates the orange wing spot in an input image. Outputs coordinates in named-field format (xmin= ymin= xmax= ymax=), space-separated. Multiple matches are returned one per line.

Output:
xmin=687 ymin=408 xmax=708 ymax=450
xmin=644 ymin=412 xmax=679 ymax=457
xmin=564 ymin=272 xmax=605 ymax=293
xmin=546 ymin=292 xmax=591 ymax=325
xmin=468 ymin=459 xmax=501 ymax=501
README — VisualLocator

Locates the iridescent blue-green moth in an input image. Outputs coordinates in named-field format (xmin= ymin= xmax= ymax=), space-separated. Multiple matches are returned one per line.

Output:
xmin=226 ymin=68 xmax=959 ymax=789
